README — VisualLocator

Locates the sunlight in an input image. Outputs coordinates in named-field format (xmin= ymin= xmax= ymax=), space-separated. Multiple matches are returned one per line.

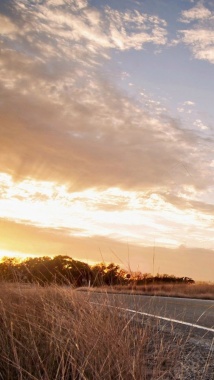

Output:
xmin=0 ymin=172 xmax=213 ymax=251
xmin=0 ymin=249 xmax=29 ymax=261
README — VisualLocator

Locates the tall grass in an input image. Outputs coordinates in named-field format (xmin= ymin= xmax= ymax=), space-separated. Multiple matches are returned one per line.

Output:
xmin=0 ymin=283 xmax=213 ymax=379
xmin=89 ymin=283 xmax=214 ymax=300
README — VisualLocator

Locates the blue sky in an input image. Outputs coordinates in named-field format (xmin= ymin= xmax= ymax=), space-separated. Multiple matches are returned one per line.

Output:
xmin=106 ymin=0 xmax=214 ymax=128
xmin=0 ymin=0 xmax=214 ymax=280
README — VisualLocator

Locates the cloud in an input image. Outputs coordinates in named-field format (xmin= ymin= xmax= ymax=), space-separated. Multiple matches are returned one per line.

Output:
xmin=1 ymin=171 xmax=214 ymax=261
xmin=0 ymin=218 xmax=89 ymax=257
xmin=180 ymin=28 xmax=214 ymax=63
xmin=193 ymin=119 xmax=208 ymax=130
xmin=104 ymin=8 xmax=167 ymax=50
xmin=2 ymin=76 xmax=211 ymax=193
xmin=162 ymin=192 xmax=214 ymax=215
xmin=183 ymin=100 xmax=195 ymax=106
xmin=177 ymin=107 xmax=184 ymax=113
xmin=0 ymin=218 xmax=214 ymax=281
xmin=0 ymin=0 xmax=213 ymax=195
xmin=0 ymin=14 xmax=17 ymax=35
xmin=179 ymin=3 xmax=214 ymax=64
xmin=177 ymin=100 xmax=195 ymax=114
xmin=3 ymin=0 xmax=167 ymax=67
xmin=180 ymin=3 xmax=212 ymax=22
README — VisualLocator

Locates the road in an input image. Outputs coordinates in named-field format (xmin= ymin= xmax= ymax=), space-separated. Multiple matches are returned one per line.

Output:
xmin=85 ymin=292 xmax=214 ymax=344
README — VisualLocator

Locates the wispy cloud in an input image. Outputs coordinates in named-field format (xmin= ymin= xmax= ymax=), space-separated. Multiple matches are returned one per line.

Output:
xmin=179 ymin=2 xmax=214 ymax=64
xmin=4 ymin=0 xmax=168 ymax=62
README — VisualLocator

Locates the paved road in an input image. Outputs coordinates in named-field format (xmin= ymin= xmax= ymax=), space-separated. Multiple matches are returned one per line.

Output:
xmin=85 ymin=292 xmax=214 ymax=343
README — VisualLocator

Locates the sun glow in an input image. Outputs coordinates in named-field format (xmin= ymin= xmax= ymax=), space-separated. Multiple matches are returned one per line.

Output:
xmin=1 ymin=172 xmax=214 ymax=255
xmin=0 ymin=249 xmax=29 ymax=261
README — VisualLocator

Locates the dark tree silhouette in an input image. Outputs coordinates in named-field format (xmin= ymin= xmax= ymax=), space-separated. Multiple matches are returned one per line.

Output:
xmin=0 ymin=255 xmax=195 ymax=286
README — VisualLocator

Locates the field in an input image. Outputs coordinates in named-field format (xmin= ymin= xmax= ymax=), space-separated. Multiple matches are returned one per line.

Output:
xmin=85 ymin=282 xmax=214 ymax=300
xmin=0 ymin=283 xmax=213 ymax=379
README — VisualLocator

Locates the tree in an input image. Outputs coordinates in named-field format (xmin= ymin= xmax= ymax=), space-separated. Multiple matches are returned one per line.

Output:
xmin=0 ymin=257 xmax=20 ymax=282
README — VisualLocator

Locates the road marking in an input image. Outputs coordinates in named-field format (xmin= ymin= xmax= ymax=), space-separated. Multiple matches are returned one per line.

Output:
xmin=90 ymin=302 xmax=214 ymax=333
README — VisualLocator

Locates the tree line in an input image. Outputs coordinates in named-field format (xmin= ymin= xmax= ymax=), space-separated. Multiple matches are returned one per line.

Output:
xmin=0 ymin=255 xmax=195 ymax=286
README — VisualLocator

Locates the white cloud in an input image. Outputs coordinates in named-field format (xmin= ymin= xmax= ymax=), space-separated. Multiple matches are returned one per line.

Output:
xmin=180 ymin=3 xmax=212 ymax=23
xmin=180 ymin=28 xmax=214 ymax=63
xmin=179 ymin=3 xmax=214 ymax=64
xmin=8 ymin=0 xmax=167 ymax=64
xmin=193 ymin=119 xmax=208 ymax=130
xmin=177 ymin=101 xmax=195 ymax=113
xmin=183 ymin=100 xmax=195 ymax=106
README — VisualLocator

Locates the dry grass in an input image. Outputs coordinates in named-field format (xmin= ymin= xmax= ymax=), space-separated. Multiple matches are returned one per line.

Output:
xmin=84 ymin=283 xmax=214 ymax=300
xmin=0 ymin=283 xmax=213 ymax=379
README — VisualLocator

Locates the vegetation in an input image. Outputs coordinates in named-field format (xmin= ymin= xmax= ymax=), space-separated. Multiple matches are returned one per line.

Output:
xmin=0 ymin=255 xmax=195 ymax=287
xmin=91 ymin=283 xmax=214 ymax=300
xmin=1 ymin=255 xmax=214 ymax=299
xmin=0 ymin=284 xmax=213 ymax=379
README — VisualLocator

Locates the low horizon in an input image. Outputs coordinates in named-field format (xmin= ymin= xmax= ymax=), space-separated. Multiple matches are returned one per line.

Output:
xmin=1 ymin=236 xmax=214 ymax=282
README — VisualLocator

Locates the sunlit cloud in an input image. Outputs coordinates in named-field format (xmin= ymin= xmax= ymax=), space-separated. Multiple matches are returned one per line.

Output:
xmin=1 ymin=173 xmax=214 ymax=254
xmin=2 ymin=62 xmax=210 ymax=192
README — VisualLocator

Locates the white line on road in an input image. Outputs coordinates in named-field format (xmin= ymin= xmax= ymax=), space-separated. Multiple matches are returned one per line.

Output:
xmin=90 ymin=302 xmax=214 ymax=333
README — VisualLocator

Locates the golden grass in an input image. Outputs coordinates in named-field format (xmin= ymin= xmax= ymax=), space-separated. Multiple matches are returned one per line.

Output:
xmin=0 ymin=283 xmax=213 ymax=379
xmin=83 ymin=283 xmax=214 ymax=300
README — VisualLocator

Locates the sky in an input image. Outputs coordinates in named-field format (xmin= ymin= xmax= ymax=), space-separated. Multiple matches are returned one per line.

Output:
xmin=0 ymin=0 xmax=214 ymax=281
